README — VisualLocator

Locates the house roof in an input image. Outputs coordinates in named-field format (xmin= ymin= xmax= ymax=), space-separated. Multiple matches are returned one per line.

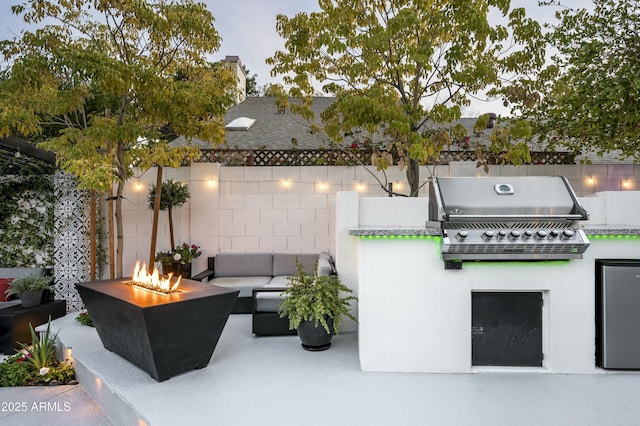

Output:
xmin=172 ymin=96 xmax=634 ymax=165
xmin=173 ymin=96 xmax=482 ymax=150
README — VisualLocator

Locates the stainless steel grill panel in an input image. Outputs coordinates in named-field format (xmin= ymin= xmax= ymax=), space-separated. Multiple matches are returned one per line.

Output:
xmin=428 ymin=176 xmax=590 ymax=263
xmin=443 ymin=243 xmax=586 ymax=255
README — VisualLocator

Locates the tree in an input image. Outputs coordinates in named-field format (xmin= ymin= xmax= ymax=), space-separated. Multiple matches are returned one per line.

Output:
xmin=243 ymin=65 xmax=260 ymax=97
xmin=147 ymin=179 xmax=190 ymax=252
xmin=267 ymin=0 xmax=545 ymax=196
xmin=0 ymin=0 xmax=236 ymax=277
xmin=524 ymin=0 xmax=640 ymax=162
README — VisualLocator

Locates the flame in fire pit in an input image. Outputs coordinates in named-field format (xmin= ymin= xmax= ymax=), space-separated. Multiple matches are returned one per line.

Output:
xmin=131 ymin=261 xmax=181 ymax=294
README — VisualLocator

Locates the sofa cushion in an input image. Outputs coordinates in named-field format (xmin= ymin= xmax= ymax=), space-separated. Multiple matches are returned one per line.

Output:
xmin=214 ymin=253 xmax=273 ymax=277
xmin=272 ymin=253 xmax=318 ymax=277
xmin=317 ymin=253 xmax=334 ymax=276
xmin=210 ymin=276 xmax=272 ymax=297
xmin=254 ymin=278 xmax=290 ymax=312
xmin=0 ymin=278 xmax=13 ymax=302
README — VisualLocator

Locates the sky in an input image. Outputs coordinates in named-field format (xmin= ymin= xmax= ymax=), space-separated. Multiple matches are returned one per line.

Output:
xmin=0 ymin=0 xmax=592 ymax=117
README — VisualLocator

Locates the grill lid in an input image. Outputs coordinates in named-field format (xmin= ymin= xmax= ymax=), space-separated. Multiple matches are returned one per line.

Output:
xmin=429 ymin=176 xmax=588 ymax=223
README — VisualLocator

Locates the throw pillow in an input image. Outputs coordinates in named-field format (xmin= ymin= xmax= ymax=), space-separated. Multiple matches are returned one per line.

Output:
xmin=0 ymin=278 xmax=15 ymax=302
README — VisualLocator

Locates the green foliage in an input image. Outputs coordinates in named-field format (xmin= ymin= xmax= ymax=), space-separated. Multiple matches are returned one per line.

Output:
xmin=75 ymin=310 xmax=94 ymax=327
xmin=244 ymin=65 xmax=260 ymax=97
xmin=279 ymin=261 xmax=357 ymax=335
xmin=147 ymin=179 xmax=191 ymax=211
xmin=0 ymin=354 xmax=75 ymax=387
xmin=0 ymin=353 xmax=32 ymax=387
xmin=524 ymin=0 xmax=640 ymax=162
xmin=155 ymin=242 xmax=201 ymax=265
xmin=0 ymin=0 xmax=236 ymax=277
xmin=5 ymin=274 xmax=52 ymax=296
xmin=0 ymin=175 xmax=54 ymax=268
xmin=0 ymin=319 xmax=75 ymax=387
xmin=263 ymin=83 xmax=290 ymax=113
xmin=267 ymin=0 xmax=545 ymax=195
xmin=19 ymin=319 xmax=58 ymax=371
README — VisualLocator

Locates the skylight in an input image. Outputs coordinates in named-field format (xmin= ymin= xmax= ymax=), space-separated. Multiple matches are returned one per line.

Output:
xmin=225 ymin=117 xmax=256 ymax=131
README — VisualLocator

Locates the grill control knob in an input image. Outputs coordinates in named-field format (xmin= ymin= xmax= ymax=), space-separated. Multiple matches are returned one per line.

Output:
xmin=549 ymin=230 xmax=560 ymax=239
xmin=509 ymin=230 xmax=521 ymax=240
xmin=523 ymin=230 xmax=533 ymax=239
xmin=497 ymin=230 xmax=507 ymax=239
xmin=483 ymin=230 xmax=495 ymax=240
xmin=535 ymin=229 xmax=548 ymax=240
xmin=562 ymin=229 xmax=575 ymax=240
xmin=456 ymin=230 xmax=469 ymax=241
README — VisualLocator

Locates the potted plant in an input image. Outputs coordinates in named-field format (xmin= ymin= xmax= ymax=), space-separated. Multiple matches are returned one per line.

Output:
xmin=4 ymin=274 xmax=53 ymax=307
xmin=155 ymin=242 xmax=202 ymax=279
xmin=279 ymin=261 xmax=357 ymax=351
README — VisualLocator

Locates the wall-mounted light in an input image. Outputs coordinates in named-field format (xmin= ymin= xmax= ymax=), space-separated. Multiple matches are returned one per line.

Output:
xmin=622 ymin=178 xmax=633 ymax=190
xmin=356 ymin=182 xmax=366 ymax=192
xmin=586 ymin=176 xmax=595 ymax=186
xmin=282 ymin=179 xmax=290 ymax=188
xmin=135 ymin=181 xmax=143 ymax=191
xmin=317 ymin=181 xmax=328 ymax=191
xmin=207 ymin=178 xmax=217 ymax=189
xmin=64 ymin=347 xmax=74 ymax=364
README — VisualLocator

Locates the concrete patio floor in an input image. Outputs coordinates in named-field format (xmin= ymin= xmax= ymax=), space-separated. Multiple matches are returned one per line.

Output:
xmin=2 ymin=313 xmax=640 ymax=425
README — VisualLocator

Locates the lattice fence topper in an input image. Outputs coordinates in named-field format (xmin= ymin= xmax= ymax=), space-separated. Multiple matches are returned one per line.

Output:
xmin=196 ymin=149 xmax=575 ymax=167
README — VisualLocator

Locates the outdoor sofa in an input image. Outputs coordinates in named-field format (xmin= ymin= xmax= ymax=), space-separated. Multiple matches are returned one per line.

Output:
xmin=192 ymin=252 xmax=335 ymax=335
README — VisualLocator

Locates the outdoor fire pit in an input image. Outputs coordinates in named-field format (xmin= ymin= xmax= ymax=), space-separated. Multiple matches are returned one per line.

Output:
xmin=76 ymin=271 xmax=238 ymax=382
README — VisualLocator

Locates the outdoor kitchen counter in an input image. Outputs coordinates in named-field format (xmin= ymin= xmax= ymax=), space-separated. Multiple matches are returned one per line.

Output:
xmin=336 ymin=191 xmax=640 ymax=376
xmin=348 ymin=226 xmax=440 ymax=237
xmin=350 ymin=226 xmax=640 ymax=375
xmin=348 ymin=226 xmax=640 ymax=237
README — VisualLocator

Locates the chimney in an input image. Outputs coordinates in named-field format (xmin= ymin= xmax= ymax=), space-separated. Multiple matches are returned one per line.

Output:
xmin=222 ymin=56 xmax=247 ymax=104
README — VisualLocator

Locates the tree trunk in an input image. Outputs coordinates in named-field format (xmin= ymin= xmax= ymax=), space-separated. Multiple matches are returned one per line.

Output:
xmin=115 ymin=140 xmax=126 ymax=278
xmin=115 ymin=179 xmax=124 ymax=278
xmin=168 ymin=207 xmax=175 ymax=251
xmin=149 ymin=166 xmax=163 ymax=271
xmin=406 ymin=157 xmax=420 ymax=197
xmin=106 ymin=109 xmax=115 ymax=279
xmin=89 ymin=190 xmax=97 ymax=281
xmin=108 ymin=185 xmax=115 ymax=279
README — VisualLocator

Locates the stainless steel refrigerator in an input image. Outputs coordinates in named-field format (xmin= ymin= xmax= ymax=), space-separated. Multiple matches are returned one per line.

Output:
xmin=596 ymin=259 xmax=640 ymax=369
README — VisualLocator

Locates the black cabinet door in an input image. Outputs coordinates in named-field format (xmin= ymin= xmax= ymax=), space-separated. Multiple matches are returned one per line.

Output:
xmin=472 ymin=292 xmax=543 ymax=367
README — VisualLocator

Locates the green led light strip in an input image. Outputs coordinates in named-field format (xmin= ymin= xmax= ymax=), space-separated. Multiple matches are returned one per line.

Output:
xmin=359 ymin=235 xmax=442 ymax=240
xmin=590 ymin=234 xmax=640 ymax=240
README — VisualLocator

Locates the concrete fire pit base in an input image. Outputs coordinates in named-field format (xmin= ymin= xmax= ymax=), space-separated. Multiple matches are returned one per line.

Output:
xmin=76 ymin=278 xmax=239 ymax=382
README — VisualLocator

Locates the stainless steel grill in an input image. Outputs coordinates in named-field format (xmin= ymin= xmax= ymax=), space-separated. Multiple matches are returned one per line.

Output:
xmin=427 ymin=176 xmax=590 ymax=264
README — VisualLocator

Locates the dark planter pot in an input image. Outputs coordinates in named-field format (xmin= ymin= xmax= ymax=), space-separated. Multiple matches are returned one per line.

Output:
xmin=162 ymin=263 xmax=192 ymax=279
xmin=297 ymin=317 xmax=334 ymax=351
xmin=75 ymin=278 xmax=238 ymax=382
xmin=20 ymin=290 xmax=43 ymax=308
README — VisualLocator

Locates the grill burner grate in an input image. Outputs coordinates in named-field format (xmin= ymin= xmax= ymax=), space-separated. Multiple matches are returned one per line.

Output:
xmin=445 ymin=222 xmax=572 ymax=230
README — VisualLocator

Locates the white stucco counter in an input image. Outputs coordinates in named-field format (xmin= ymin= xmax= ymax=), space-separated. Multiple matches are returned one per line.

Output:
xmin=334 ymin=191 xmax=640 ymax=374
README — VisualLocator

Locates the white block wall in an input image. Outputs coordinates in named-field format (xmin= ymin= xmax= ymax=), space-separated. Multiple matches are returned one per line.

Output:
xmin=115 ymin=163 xmax=399 ymax=276
xmin=111 ymin=162 xmax=640 ymax=277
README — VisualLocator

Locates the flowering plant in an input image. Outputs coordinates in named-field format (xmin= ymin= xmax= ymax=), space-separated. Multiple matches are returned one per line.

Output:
xmin=155 ymin=243 xmax=202 ymax=265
